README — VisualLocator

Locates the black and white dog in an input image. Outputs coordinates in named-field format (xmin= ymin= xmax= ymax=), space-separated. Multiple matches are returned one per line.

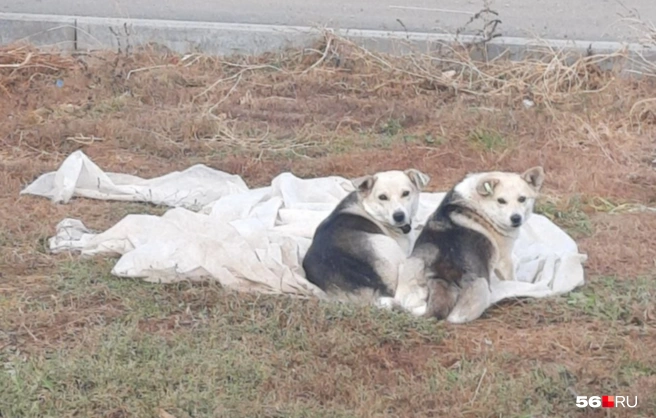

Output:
xmin=404 ymin=166 xmax=545 ymax=323
xmin=303 ymin=169 xmax=430 ymax=313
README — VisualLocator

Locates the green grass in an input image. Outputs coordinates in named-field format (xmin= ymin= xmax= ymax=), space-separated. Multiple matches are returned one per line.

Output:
xmin=535 ymin=194 xmax=594 ymax=238
xmin=468 ymin=127 xmax=507 ymax=151
xmin=379 ymin=118 xmax=403 ymax=137
xmin=493 ymin=274 xmax=656 ymax=326
xmin=565 ymin=275 xmax=655 ymax=323
xmin=1 ymin=260 xmax=449 ymax=418
xmin=2 ymin=323 xmax=330 ymax=418
xmin=2 ymin=259 xmax=655 ymax=417
xmin=421 ymin=134 xmax=447 ymax=147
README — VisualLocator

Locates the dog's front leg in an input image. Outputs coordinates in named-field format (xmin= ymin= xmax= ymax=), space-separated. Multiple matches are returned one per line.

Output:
xmin=494 ymin=253 xmax=516 ymax=282
xmin=494 ymin=237 xmax=518 ymax=281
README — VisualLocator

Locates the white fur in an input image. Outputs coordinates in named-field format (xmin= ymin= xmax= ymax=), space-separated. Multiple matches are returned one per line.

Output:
xmin=454 ymin=170 xmax=540 ymax=233
xmin=359 ymin=170 xmax=429 ymax=255
xmin=452 ymin=169 xmax=543 ymax=283
xmin=352 ymin=169 xmax=431 ymax=314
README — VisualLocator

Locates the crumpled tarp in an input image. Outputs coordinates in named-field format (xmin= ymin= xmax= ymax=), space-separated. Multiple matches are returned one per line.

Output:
xmin=21 ymin=150 xmax=588 ymax=310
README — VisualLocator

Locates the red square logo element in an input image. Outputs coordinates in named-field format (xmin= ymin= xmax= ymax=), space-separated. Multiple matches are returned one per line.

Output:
xmin=602 ymin=396 xmax=615 ymax=408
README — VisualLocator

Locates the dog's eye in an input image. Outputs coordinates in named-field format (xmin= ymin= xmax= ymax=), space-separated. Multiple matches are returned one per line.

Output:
xmin=497 ymin=198 xmax=507 ymax=204
xmin=401 ymin=190 xmax=410 ymax=197
xmin=518 ymin=196 xmax=526 ymax=203
xmin=379 ymin=194 xmax=388 ymax=201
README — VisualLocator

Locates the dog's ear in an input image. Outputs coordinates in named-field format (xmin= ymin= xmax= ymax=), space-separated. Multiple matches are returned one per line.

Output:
xmin=521 ymin=166 xmax=545 ymax=191
xmin=476 ymin=177 xmax=499 ymax=196
xmin=405 ymin=169 xmax=431 ymax=190
xmin=353 ymin=175 xmax=376 ymax=195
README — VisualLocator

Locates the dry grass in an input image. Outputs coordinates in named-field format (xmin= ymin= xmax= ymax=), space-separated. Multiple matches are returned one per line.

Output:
xmin=1 ymin=33 xmax=656 ymax=417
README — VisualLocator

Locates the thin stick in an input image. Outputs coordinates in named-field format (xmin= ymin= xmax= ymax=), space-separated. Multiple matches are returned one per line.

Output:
xmin=303 ymin=34 xmax=333 ymax=74
xmin=207 ymin=72 xmax=243 ymax=114
xmin=0 ymin=52 xmax=32 ymax=68
xmin=195 ymin=65 xmax=271 ymax=99
xmin=126 ymin=65 xmax=172 ymax=80
xmin=469 ymin=368 xmax=487 ymax=405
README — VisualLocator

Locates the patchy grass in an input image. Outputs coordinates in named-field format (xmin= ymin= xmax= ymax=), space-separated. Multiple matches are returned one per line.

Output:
xmin=535 ymin=195 xmax=594 ymax=238
xmin=468 ymin=127 xmax=507 ymax=151
xmin=1 ymin=36 xmax=656 ymax=418
xmin=565 ymin=276 xmax=654 ymax=323
xmin=380 ymin=118 xmax=404 ymax=137
xmin=501 ymin=275 xmax=656 ymax=326
xmin=1 ymin=259 xmax=655 ymax=417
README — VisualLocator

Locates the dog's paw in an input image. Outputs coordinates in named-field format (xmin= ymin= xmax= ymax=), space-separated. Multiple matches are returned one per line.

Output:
xmin=446 ymin=310 xmax=478 ymax=324
xmin=396 ymin=290 xmax=428 ymax=313
xmin=375 ymin=297 xmax=396 ymax=310
xmin=410 ymin=304 xmax=428 ymax=317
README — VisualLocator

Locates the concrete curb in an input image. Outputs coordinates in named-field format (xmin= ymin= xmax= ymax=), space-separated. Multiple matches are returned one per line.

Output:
xmin=1 ymin=12 xmax=655 ymax=72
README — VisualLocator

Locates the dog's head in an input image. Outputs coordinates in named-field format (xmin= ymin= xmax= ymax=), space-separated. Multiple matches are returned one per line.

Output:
xmin=353 ymin=169 xmax=430 ymax=234
xmin=462 ymin=166 xmax=545 ymax=230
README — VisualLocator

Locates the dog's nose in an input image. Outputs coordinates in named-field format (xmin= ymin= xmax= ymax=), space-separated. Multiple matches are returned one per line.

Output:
xmin=393 ymin=211 xmax=405 ymax=223
xmin=510 ymin=214 xmax=522 ymax=227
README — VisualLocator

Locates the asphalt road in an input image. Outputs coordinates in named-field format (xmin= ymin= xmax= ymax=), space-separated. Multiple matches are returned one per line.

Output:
xmin=4 ymin=0 xmax=656 ymax=42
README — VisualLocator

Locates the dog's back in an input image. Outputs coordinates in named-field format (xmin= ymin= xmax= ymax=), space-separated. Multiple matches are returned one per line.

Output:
xmin=411 ymin=189 xmax=494 ymax=319
xmin=303 ymin=192 xmax=393 ymax=300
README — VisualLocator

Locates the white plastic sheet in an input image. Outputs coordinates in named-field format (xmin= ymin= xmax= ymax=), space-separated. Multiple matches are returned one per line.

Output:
xmin=22 ymin=150 xmax=588 ymax=309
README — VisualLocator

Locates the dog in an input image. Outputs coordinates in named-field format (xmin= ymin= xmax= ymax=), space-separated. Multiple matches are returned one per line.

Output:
xmin=405 ymin=166 xmax=545 ymax=323
xmin=302 ymin=169 xmax=430 ymax=311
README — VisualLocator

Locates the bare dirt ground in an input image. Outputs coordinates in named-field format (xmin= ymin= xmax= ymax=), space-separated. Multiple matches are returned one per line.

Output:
xmin=1 ymin=36 xmax=655 ymax=417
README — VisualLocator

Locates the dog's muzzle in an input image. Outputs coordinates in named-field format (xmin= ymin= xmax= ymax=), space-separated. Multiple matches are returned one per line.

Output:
xmin=399 ymin=224 xmax=412 ymax=234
